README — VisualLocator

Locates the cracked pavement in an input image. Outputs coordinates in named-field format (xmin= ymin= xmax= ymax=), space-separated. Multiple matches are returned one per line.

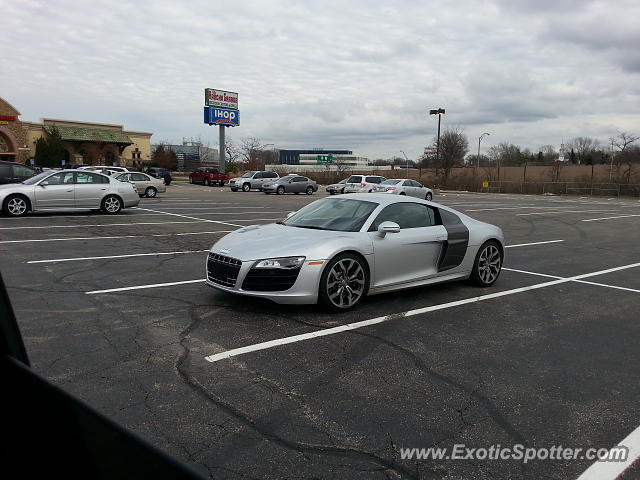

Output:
xmin=1 ymin=186 xmax=639 ymax=479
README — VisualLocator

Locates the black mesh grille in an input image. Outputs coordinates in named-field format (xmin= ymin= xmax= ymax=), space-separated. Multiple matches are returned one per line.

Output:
xmin=242 ymin=267 xmax=301 ymax=292
xmin=207 ymin=253 xmax=242 ymax=287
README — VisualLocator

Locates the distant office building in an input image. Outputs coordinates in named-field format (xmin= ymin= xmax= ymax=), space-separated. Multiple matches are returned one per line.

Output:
xmin=278 ymin=149 xmax=353 ymax=165
xmin=155 ymin=140 xmax=218 ymax=171
xmin=299 ymin=153 xmax=369 ymax=167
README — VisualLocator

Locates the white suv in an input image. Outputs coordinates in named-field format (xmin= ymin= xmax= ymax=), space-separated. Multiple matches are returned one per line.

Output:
xmin=342 ymin=174 xmax=387 ymax=193
xmin=229 ymin=171 xmax=279 ymax=192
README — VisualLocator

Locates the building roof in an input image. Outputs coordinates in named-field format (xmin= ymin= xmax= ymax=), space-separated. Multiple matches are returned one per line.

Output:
xmin=45 ymin=125 xmax=133 ymax=145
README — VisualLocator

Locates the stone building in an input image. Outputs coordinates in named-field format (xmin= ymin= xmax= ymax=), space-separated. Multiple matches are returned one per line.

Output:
xmin=0 ymin=96 xmax=152 ymax=168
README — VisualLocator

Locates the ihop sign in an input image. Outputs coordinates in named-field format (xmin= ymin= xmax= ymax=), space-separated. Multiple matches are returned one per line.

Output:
xmin=204 ymin=106 xmax=240 ymax=127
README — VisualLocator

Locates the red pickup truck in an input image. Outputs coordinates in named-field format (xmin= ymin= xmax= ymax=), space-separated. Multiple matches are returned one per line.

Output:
xmin=189 ymin=168 xmax=230 ymax=186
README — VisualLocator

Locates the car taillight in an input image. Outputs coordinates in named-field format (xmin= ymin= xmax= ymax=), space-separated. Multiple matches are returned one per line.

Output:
xmin=361 ymin=183 xmax=366 ymax=187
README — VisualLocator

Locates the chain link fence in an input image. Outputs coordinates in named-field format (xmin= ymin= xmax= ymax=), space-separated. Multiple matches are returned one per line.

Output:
xmin=480 ymin=181 xmax=640 ymax=197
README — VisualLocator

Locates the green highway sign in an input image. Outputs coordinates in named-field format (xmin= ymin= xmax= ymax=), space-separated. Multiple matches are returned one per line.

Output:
xmin=316 ymin=154 xmax=333 ymax=164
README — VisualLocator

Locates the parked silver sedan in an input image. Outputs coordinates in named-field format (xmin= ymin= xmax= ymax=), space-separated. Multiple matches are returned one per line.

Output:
xmin=326 ymin=178 xmax=348 ymax=195
xmin=262 ymin=175 xmax=318 ymax=195
xmin=373 ymin=178 xmax=433 ymax=200
xmin=114 ymin=172 xmax=166 ymax=198
xmin=0 ymin=170 xmax=140 ymax=217
xmin=206 ymin=194 xmax=504 ymax=311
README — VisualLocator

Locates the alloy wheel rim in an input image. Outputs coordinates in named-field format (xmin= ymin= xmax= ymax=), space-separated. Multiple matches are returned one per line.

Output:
xmin=327 ymin=258 xmax=365 ymax=308
xmin=478 ymin=245 xmax=501 ymax=284
xmin=8 ymin=198 xmax=27 ymax=215
xmin=105 ymin=197 xmax=120 ymax=212
xmin=147 ymin=188 xmax=156 ymax=197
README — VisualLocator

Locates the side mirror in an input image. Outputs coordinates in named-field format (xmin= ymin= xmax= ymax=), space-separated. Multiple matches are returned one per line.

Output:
xmin=39 ymin=181 xmax=49 ymax=187
xmin=378 ymin=221 xmax=401 ymax=235
xmin=286 ymin=212 xmax=296 ymax=219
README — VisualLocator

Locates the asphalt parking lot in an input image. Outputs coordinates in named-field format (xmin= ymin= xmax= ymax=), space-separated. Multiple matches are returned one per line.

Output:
xmin=1 ymin=184 xmax=639 ymax=480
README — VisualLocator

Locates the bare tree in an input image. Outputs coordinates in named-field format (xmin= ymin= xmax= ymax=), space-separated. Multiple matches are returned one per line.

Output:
xmin=540 ymin=145 xmax=558 ymax=163
xmin=488 ymin=142 xmax=520 ymax=167
xmin=151 ymin=143 xmax=178 ymax=170
xmin=613 ymin=131 xmax=639 ymax=153
xmin=568 ymin=137 xmax=599 ymax=164
xmin=427 ymin=127 xmax=468 ymax=180
xmin=239 ymin=137 xmax=265 ymax=170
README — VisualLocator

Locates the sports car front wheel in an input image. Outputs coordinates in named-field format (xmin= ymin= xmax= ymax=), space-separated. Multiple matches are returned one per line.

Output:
xmin=470 ymin=241 xmax=502 ymax=286
xmin=319 ymin=253 xmax=369 ymax=311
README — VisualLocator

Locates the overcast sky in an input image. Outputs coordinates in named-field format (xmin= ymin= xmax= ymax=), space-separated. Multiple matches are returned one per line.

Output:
xmin=2 ymin=0 xmax=639 ymax=160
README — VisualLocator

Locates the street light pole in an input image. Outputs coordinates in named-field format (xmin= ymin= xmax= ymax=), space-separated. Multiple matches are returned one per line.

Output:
xmin=429 ymin=108 xmax=445 ymax=167
xmin=477 ymin=132 xmax=490 ymax=169
xmin=400 ymin=150 xmax=409 ymax=171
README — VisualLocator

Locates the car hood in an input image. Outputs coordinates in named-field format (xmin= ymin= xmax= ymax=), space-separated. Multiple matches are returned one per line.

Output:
xmin=210 ymin=223 xmax=370 ymax=261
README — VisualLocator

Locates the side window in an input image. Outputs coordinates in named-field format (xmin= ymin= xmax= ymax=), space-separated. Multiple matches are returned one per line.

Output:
xmin=12 ymin=165 xmax=35 ymax=177
xmin=268 ymin=172 xmax=278 ymax=178
xmin=132 ymin=173 xmax=148 ymax=181
xmin=254 ymin=172 xmax=263 ymax=179
xmin=346 ymin=175 xmax=361 ymax=183
xmin=0 ymin=163 xmax=10 ymax=178
xmin=76 ymin=172 xmax=102 ymax=184
xmin=365 ymin=176 xmax=382 ymax=184
xmin=439 ymin=209 xmax=463 ymax=226
xmin=369 ymin=203 xmax=437 ymax=231
xmin=46 ymin=172 xmax=75 ymax=185
xmin=293 ymin=176 xmax=307 ymax=182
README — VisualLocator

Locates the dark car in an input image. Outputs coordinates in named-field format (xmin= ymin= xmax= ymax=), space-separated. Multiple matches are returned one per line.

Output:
xmin=0 ymin=161 xmax=37 ymax=184
xmin=146 ymin=167 xmax=173 ymax=185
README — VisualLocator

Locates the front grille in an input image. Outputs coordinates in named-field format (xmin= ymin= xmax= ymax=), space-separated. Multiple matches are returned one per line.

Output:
xmin=207 ymin=253 xmax=242 ymax=287
xmin=242 ymin=267 xmax=301 ymax=292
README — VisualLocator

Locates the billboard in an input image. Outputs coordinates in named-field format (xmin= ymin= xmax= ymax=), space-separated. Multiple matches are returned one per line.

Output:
xmin=204 ymin=89 xmax=239 ymax=109
xmin=204 ymin=107 xmax=240 ymax=127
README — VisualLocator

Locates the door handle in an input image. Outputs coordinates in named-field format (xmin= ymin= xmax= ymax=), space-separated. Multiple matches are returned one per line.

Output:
xmin=66 ymin=190 xmax=73 ymax=193
xmin=100 ymin=188 xmax=107 ymax=190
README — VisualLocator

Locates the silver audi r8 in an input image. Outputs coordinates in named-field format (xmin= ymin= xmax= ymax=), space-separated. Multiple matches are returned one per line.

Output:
xmin=206 ymin=194 xmax=504 ymax=310
xmin=0 ymin=169 xmax=140 ymax=217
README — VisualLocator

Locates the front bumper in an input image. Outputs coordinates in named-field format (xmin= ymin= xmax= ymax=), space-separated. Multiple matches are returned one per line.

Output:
xmin=205 ymin=253 xmax=324 ymax=304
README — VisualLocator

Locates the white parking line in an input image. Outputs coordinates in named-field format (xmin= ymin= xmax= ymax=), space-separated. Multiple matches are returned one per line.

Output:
xmin=576 ymin=424 xmax=640 ymax=480
xmin=0 ymin=220 xmax=205 ymax=230
xmin=203 ymin=262 xmax=640 ymax=362
xmin=582 ymin=214 xmax=640 ymax=222
xmin=517 ymin=210 xmax=619 ymax=216
xmin=503 ymin=268 xmax=640 ymax=294
xmin=27 ymin=250 xmax=209 ymax=264
xmin=0 ymin=230 xmax=233 ymax=244
xmin=134 ymin=207 xmax=242 ymax=227
xmin=86 ymin=279 xmax=206 ymax=294
xmin=149 ymin=206 xmax=270 ymax=210
xmin=505 ymin=240 xmax=564 ymax=248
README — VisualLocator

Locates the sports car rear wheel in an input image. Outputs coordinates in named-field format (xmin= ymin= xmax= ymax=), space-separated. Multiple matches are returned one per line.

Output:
xmin=426 ymin=192 xmax=433 ymax=201
xmin=319 ymin=253 xmax=369 ymax=311
xmin=470 ymin=241 xmax=502 ymax=286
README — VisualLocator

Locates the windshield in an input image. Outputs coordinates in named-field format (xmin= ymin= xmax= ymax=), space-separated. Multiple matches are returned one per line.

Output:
xmin=381 ymin=179 xmax=402 ymax=185
xmin=282 ymin=198 xmax=378 ymax=232
xmin=240 ymin=172 xmax=254 ymax=178
xmin=22 ymin=172 xmax=52 ymax=185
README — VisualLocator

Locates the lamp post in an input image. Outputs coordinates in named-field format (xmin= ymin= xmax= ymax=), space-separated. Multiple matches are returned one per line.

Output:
xmin=400 ymin=150 xmax=409 ymax=171
xmin=429 ymin=108 xmax=445 ymax=167
xmin=477 ymin=133 xmax=490 ymax=169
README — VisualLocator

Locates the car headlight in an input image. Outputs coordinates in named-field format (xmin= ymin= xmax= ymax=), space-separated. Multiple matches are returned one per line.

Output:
xmin=253 ymin=256 xmax=305 ymax=269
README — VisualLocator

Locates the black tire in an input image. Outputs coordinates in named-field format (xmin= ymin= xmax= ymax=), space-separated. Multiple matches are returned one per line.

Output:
xmin=305 ymin=186 xmax=314 ymax=195
xmin=276 ymin=186 xmax=285 ymax=195
xmin=340 ymin=187 xmax=345 ymax=194
xmin=145 ymin=186 xmax=157 ymax=198
xmin=399 ymin=192 xmax=406 ymax=195
xmin=242 ymin=183 xmax=251 ymax=192
xmin=469 ymin=241 xmax=503 ymax=287
xmin=231 ymin=188 xmax=238 ymax=192
xmin=319 ymin=253 xmax=369 ymax=311
xmin=101 ymin=195 xmax=123 ymax=214
xmin=294 ymin=192 xmax=300 ymax=195
xmin=3 ymin=194 xmax=30 ymax=217
xmin=329 ymin=191 xmax=335 ymax=195
xmin=426 ymin=192 xmax=433 ymax=201
xmin=205 ymin=179 xmax=211 ymax=186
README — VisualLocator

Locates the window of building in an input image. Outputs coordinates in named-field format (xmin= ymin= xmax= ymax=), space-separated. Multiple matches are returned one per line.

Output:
xmin=0 ymin=136 xmax=9 ymax=152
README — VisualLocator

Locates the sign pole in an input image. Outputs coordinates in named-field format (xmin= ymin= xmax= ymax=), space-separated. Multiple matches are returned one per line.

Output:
xmin=219 ymin=125 xmax=226 ymax=173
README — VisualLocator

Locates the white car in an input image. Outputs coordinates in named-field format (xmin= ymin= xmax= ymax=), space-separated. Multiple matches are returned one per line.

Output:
xmin=373 ymin=178 xmax=433 ymax=200
xmin=0 ymin=170 xmax=140 ymax=216
xmin=78 ymin=165 xmax=130 ymax=173
xmin=114 ymin=172 xmax=166 ymax=198
xmin=342 ymin=175 xmax=387 ymax=193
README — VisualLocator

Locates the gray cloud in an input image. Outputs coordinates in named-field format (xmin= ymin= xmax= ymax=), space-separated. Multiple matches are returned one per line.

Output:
xmin=1 ymin=0 xmax=639 ymax=160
